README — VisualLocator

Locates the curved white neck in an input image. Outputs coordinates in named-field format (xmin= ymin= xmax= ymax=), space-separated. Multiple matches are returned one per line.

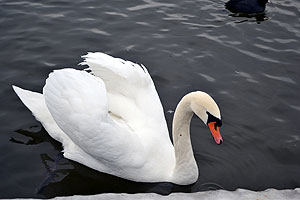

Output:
xmin=171 ymin=93 xmax=199 ymax=185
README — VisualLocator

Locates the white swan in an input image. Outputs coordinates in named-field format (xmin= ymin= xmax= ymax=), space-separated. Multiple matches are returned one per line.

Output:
xmin=13 ymin=52 xmax=222 ymax=185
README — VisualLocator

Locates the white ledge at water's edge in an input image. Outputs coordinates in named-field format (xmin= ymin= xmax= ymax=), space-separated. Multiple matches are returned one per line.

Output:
xmin=20 ymin=188 xmax=300 ymax=200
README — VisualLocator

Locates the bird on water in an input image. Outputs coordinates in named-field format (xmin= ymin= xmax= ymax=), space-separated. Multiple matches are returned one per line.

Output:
xmin=225 ymin=0 xmax=268 ymax=14
xmin=13 ymin=52 xmax=223 ymax=185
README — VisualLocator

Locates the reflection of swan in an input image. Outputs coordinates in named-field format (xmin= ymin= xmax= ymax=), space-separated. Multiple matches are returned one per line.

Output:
xmin=13 ymin=52 xmax=222 ymax=185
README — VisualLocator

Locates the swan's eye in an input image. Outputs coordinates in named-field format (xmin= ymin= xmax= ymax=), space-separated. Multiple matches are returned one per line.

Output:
xmin=206 ymin=111 xmax=222 ymax=128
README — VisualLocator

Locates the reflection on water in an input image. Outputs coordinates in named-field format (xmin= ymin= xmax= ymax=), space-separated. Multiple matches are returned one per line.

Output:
xmin=37 ymin=152 xmax=68 ymax=194
xmin=199 ymin=182 xmax=225 ymax=191
xmin=11 ymin=128 xmax=71 ymax=196
xmin=11 ymin=127 xmax=54 ymax=146
xmin=229 ymin=12 xmax=269 ymax=24
xmin=1 ymin=0 xmax=300 ymax=198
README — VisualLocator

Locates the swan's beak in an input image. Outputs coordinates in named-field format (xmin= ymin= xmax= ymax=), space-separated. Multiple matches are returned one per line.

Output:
xmin=208 ymin=122 xmax=223 ymax=145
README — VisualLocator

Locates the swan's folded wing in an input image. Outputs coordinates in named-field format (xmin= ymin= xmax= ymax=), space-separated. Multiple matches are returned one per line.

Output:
xmin=43 ymin=69 xmax=146 ymax=169
xmin=79 ymin=52 xmax=165 ymax=120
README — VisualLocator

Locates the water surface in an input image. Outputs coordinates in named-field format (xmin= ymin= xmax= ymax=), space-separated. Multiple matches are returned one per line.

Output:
xmin=1 ymin=0 xmax=300 ymax=198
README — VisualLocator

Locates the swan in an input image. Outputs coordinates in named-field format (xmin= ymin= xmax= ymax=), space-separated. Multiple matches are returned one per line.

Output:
xmin=13 ymin=52 xmax=223 ymax=185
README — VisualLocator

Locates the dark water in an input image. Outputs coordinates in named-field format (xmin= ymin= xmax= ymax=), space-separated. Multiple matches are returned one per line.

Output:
xmin=1 ymin=0 xmax=300 ymax=198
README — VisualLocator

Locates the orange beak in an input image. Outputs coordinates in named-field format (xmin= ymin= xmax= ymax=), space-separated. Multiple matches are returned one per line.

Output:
xmin=208 ymin=122 xmax=223 ymax=145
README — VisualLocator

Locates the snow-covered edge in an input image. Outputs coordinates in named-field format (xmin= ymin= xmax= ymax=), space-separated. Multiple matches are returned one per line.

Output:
xmin=15 ymin=188 xmax=300 ymax=200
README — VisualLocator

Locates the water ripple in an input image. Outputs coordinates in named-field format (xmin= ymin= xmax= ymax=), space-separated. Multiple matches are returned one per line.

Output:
xmin=198 ymin=73 xmax=216 ymax=82
xmin=263 ymin=73 xmax=296 ymax=84
xmin=235 ymin=71 xmax=258 ymax=83
xmin=163 ymin=13 xmax=195 ymax=21
xmin=105 ymin=12 xmax=129 ymax=18
xmin=290 ymin=105 xmax=300 ymax=112
xmin=43 ymin=13 xmax=65 ymax=18
xmin=237 ymin=49 xmax=282 ymax=63
xmin=127 ymin=0 xmax=176 ymax=11
xmin=88 ymin=28 xmax=111 ymax=36
xmin=3 ymin=1 xmax=55 ymax=8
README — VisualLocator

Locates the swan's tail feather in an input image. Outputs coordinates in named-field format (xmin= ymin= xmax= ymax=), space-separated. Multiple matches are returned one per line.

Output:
xmin=12 ymin=85 xmax=45 ymax=122
xmin=12 ymin=85 xmax=69 ymax=143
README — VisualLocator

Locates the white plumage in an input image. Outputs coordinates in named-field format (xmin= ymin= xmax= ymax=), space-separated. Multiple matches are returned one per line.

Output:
xmin=13 ymin=52 xmax=222 ymax=185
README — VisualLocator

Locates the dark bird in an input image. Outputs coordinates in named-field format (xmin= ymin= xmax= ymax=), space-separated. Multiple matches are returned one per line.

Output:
xmin=225 ymin=0 xmax=268 ymax=14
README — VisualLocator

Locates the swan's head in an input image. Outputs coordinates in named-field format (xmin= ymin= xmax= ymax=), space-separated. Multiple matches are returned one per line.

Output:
xmin=190 ymin=91 xmax=223 ymax=145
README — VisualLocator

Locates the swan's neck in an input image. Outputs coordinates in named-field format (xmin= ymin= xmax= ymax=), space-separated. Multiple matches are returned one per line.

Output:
xmin=171 ymin=94 xmax=199 ymax=185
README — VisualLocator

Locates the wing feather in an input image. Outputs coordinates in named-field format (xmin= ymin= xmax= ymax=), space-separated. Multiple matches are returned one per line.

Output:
xmin=79 ymin=52 xmax=168 ymax=131
xmin=43 ymin=68 xmax=145 ymax=169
